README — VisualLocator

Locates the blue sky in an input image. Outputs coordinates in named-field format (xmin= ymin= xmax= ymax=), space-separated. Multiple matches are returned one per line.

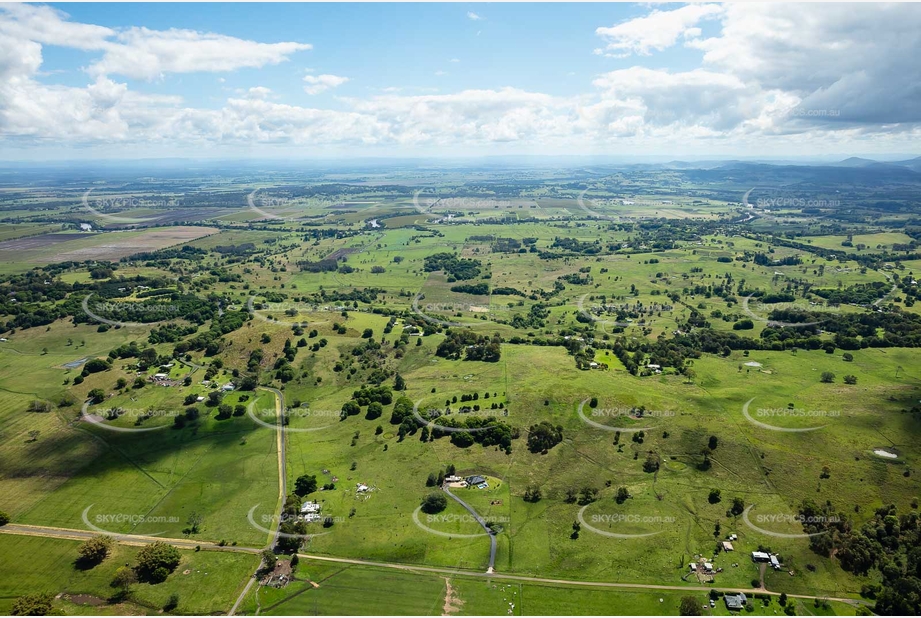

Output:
xmin=1 ymin=3 xmax=920 ymax=160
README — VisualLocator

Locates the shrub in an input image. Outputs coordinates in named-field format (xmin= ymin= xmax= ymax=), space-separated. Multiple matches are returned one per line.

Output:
xmin=421 ymin=493 xmax=447 ymax=514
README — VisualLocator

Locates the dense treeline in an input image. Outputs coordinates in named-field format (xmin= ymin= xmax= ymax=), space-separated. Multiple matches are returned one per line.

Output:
xmin=435 ymin=330 xmax=501 ymax=362
xmin=423 ymin=252 xmax=482 ymax=281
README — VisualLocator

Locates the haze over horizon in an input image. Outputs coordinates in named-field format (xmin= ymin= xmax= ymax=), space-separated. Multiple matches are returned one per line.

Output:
xmin=2 ymin=2 xmax=920 ymax=161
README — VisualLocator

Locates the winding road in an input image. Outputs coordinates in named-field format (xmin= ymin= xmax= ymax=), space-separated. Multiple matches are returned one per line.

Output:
xmin=443 ymin=485 xmax=497 ymax=573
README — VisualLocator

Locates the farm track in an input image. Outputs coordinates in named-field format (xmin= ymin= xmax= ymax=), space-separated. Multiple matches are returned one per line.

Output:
xmin=0 ymin=524 xmax=867 ymax=608
xmin=228 ymin=386 xmax=287 ymax=616
xmin=443 ymin=485 xmax=498 ymax=573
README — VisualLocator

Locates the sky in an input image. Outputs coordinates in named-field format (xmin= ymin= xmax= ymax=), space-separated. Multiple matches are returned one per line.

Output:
xmin=1 ymin=2 xmax=920 ymax=161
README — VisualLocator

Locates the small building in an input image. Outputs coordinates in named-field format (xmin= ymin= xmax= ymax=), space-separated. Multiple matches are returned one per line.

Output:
xmin=770 ymin=555 xmax=781 ymax=570
xmin=300 ymin=501 xmax=321 ymax=514
xmin=356 ymin=483 xmax=369 ymax=492
xmin=688 ymin=563 xmax=697 ymax=572
xmin=445 ymin=475 xmax=463 ymax=483
xmin=751 ymin=551 xmax=770 ymax=562
xmin=703 ymin=562 xmax=713 ymax=572
xmin=80 ymin=223 xmax=93 ymax=231
xmin=196 ymin=396 xmax=205 ymax=402
xmin=222 ymin=382 xmax=235 ymax=391
xmin=722 ymin=541 xmax=734 ymax=552
xmin=724 ymin=592 xmax=747 ymax=610
xmin=466 ymin=475 xmax=487 ymax=486
xmin=152 ymin=373 xmax=169 ymax=381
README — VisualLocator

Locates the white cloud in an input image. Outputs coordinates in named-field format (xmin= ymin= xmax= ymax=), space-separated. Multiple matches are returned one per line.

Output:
xmin=467 ymin=12 xmax=483 ymax=21
xmin=89 ymin=28 xmax=311 ymax=80
xmin=0 ymin=4 xmax=310 ymax=81
xmin=1 ymin=3 xmax=921 ymax=155
xmin=595 ymin=4 xmax=723 ymax=57
xmin=689 ymin=3 xmax=921 ymax=124
xmin=303 ymin=74 xmax=350 ymax=95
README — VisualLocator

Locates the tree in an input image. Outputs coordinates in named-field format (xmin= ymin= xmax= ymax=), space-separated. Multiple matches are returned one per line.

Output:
xmin=820 ymin=371 xmax=836 ymax=383
xmin=294 ymin=474 xmax=318 ymax=496
xmin=526 ymin=421 xmax=564 ymax=453
xmin=729 ymin=497 xmax=745 ymax=516
xmin=290 ymin=554 xmax=299 ymax=570
xmin=361 ymin=328 xmax=373 ymax=339
xmin=111 ymin=566 xmax=137 ymax=594
xmin=184 ymin=512 xmax=203 ymax=535
xmin=844 ymin=374 xmax=858 ymax=385
xmin=88 ymin=388 xmax=106 ymax=404
xmin=164 ymin=593 xmax=180 ymax=611
xmin=679 ymin=596 xmax=701 ymax=616
xmin=366 ymin=401 xmax=383 ymax=420
xmin=77 ymin=534 xmax=114 ymax=565
xmin=779 ymin=592 xmax=788 ymax=606
xmin=261 ymin=548 xmax=277 ymax=571
xmin=708 ymin=489 xmax=722 ymax=504
xmin=135 ymin=541 xmax=181 ymax=583
xmin=708 ymin=435 xmax=718 ymax=450
xmin=523 ymin=485 xmax=542 ymax=503
xmin=0 ymin=510 xmax=9 ymax=526
xmin=615 ymin=487 xmax=630 ymax=504
xmin=421 ymin=493 xmax=448 ymax=514
xmin=394 ymin=374 xmax=406 ymax=391
xmin=11 ymin=593 xmax=53 ymax=616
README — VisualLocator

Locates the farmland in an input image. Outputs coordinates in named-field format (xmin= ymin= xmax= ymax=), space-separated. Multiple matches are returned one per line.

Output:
xmin=0 ymin=160 xmax=919 ymax=615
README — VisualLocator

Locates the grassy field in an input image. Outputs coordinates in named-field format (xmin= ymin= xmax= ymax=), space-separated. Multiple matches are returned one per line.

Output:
xmin=0 ymin=533 xmax=258 ymax=615
xmin=1 ymin=180 xmax=919 ymax=614
xmin=240 ymin=560 xmax=860 ymax=616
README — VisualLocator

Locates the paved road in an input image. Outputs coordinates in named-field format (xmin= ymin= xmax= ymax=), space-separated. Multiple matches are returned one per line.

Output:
xmin=443 ymin=485 xmax=497 ymax=573
xmin=0 ymin=524 xmax=865 ymax=608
